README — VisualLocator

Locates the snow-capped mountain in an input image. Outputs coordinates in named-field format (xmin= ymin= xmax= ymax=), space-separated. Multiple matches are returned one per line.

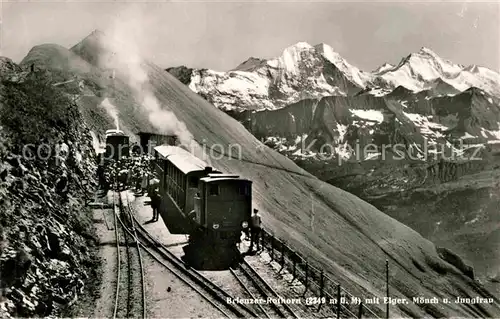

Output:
xmin=168 ymin=43 xmax=500 ymax=111
xmin=375 ymin=47 xmax=500 ymax=97
xmin=173 ymin=42 xmax=372 ymax=110
xmin=167 ymin=41 xmax=500 ymax=164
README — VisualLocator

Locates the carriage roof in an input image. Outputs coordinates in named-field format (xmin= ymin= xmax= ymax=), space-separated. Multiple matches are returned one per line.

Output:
xmin=105 ymin=129 xmax=126 ymax=137
xmin=154 ymin=145 xmax=209 ymax=174
xmin=200 ymin=174 xmax=252 ymax=183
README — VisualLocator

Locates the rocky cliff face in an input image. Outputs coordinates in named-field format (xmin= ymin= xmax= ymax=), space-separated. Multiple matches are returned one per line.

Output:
xmin=234 ymin=87 xmax=500 ymax=160
xmin=0 ymin=59 xmax=99 ymax=317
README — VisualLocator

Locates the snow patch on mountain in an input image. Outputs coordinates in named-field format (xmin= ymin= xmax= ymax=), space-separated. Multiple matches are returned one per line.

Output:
xmin=460 ymin=132 xmax=477 ymax=140
xmin=336 ymin=123 xmax=348 ymax=142
xmin=350 ymin=109 xmax=384 ymax=123
xmin=402 ymin=112 xmax=448 ymax=142
xmin=481 ymin=124 xmax=500 ymax=140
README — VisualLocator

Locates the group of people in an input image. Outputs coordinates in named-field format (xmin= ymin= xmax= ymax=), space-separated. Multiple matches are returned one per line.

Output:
xmin=96 ymin=154 xmax=163 ymax=223
xmin=96 ymin=156 xmax=152 ymax=194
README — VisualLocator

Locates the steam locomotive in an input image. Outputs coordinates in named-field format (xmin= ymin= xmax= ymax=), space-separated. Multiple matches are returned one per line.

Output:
xmin=96 ymin=129 xmax=130 ymax=163
xmin=104 ymin=129 xmax=129 ymax=160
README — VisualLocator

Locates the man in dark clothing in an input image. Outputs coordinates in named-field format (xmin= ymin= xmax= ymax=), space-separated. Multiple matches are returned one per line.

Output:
xmin=97 ymin=165 xmax=105 ymax=189
xmin=249 ymin=209 xmax=262 ymax=252
xmin=150 ymin=188 xmax=160 ymax=222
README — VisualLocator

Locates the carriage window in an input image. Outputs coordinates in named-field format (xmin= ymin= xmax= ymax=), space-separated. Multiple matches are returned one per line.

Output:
xmin=189 ymin=177 xmax=199 ymax=188
xmin=209 ymin=184 xmax=220 ymax=196
xmin=238 ymin=185 xmax=249 ymax=196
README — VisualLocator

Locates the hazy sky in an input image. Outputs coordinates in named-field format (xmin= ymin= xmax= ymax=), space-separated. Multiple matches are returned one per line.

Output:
xmin=2 ymin=1 xmax=499 ymax=72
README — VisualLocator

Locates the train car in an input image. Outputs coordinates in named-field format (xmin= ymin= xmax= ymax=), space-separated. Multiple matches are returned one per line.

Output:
xmin=138 ymin=131 xmax=178 ymax=154
xmin=104 ymin=129 xmax=129 ymax=161
xmin=194 ymin=174 xmax=252 ymax=237
xmin=153 ymin=145 xmax=252 ymax=268
xmin=153 ymin=145 xmax=215 ymax=215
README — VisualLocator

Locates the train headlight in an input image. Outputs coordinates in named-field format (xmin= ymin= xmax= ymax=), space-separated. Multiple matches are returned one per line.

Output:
xmin=213 ymin=223 xmax=220 ymax=229
xmin=242 ymin=221 xmax=249 ymax=228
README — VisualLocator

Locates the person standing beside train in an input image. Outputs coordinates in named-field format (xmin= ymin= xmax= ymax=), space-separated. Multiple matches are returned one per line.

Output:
xmin=96 ymin=164 xmax=105 ymax=190
xmin=140 ymin=169 xmax=148 ymax=196
xmin=150 ymin=187 xmax=160 ymax=222
xmin=133 ymin=164 xmax=142 ymax=193
xmin=249 ymin=209 xmax=262 ymax=252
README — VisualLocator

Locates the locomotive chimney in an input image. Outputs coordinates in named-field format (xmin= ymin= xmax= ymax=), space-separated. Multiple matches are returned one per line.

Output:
xmin=204 ymin=166 xmax=213 ymax=174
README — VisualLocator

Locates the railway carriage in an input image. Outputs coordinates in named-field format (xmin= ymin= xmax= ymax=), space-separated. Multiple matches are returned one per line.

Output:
xmin=138 ymin=131 xmax=178 ymax=155
xmin=153 ymin=145 xmax=252 ymax=268
xmin=153 ymin=145 xmax=215 ymax=215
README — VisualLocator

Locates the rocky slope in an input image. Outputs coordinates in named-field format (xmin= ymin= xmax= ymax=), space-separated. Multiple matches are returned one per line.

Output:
xmin=228 ymin=82 xmax=500 ymax=295
xmin=294 ymin=153 xmax=500 ymax=298
xmin=15 ymin=30 xmax=500 ymax=317
xmin=167 ymin=44 xmax=500 ymax=111
xmin=0 ymin=59 xmax=99 ymax=317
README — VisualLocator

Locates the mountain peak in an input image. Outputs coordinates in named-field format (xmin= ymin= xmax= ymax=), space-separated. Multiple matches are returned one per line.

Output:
xmin=314 ymin=42 xmax=333 ymax=50
xmin=90 ymin=29 xmax=106 ymax=36
xmin=314 ymin=43 xmax=344 ymax=63
xmin=373 ymin=62 xmax=395 ymax=74
xmin=80 ymin=29 xmax=108 ymax=44
xmin=70 ymin=29 xmax=113 ymax=67
xmin=419 ymin=46 xmax=438 ymax=56
xmin=232 ymin=56 xmax=267 ymax=72
xmin=286 ymin=41 xmax=314 ymax=51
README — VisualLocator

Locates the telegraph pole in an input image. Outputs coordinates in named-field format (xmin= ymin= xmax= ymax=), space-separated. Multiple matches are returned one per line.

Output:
xmin=386 ymin=259 xmax=389 ymax=319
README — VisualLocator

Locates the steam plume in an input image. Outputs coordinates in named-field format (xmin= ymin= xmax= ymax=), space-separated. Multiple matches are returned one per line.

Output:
xmin=97 ymin=7 xmax=193 ymax=146
xmin=100 ymin=97 xmax=120 ymax=130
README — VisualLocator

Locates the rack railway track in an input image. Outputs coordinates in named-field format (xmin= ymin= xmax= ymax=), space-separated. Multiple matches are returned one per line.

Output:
xmin=120 ymin=192 xmax=257 ymax=318
xmin=230 ymin=260 xmax=301 ymax=319
xmin=112 ymin=189 xmax=146 ymax=319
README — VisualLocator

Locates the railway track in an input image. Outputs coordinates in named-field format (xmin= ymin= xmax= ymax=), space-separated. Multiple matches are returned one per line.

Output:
xmin=121 ymin=192 xmax=257 ymax=318
xmin=230 ymin=260 xmax=300 ymax=319
xmin=112 ymin=190 xmax=146 ymax=319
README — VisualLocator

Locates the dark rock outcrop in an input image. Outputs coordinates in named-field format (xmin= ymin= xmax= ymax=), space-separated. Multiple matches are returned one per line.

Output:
xmin=437 ymin=247 xmax=475 ymax=279
xmin=165 ymin=66 xmax=194 ymax=85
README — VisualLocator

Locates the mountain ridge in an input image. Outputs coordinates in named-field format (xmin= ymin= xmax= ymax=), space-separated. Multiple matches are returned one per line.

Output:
xmin=168 ymin=41 xmax=500 ymax=111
